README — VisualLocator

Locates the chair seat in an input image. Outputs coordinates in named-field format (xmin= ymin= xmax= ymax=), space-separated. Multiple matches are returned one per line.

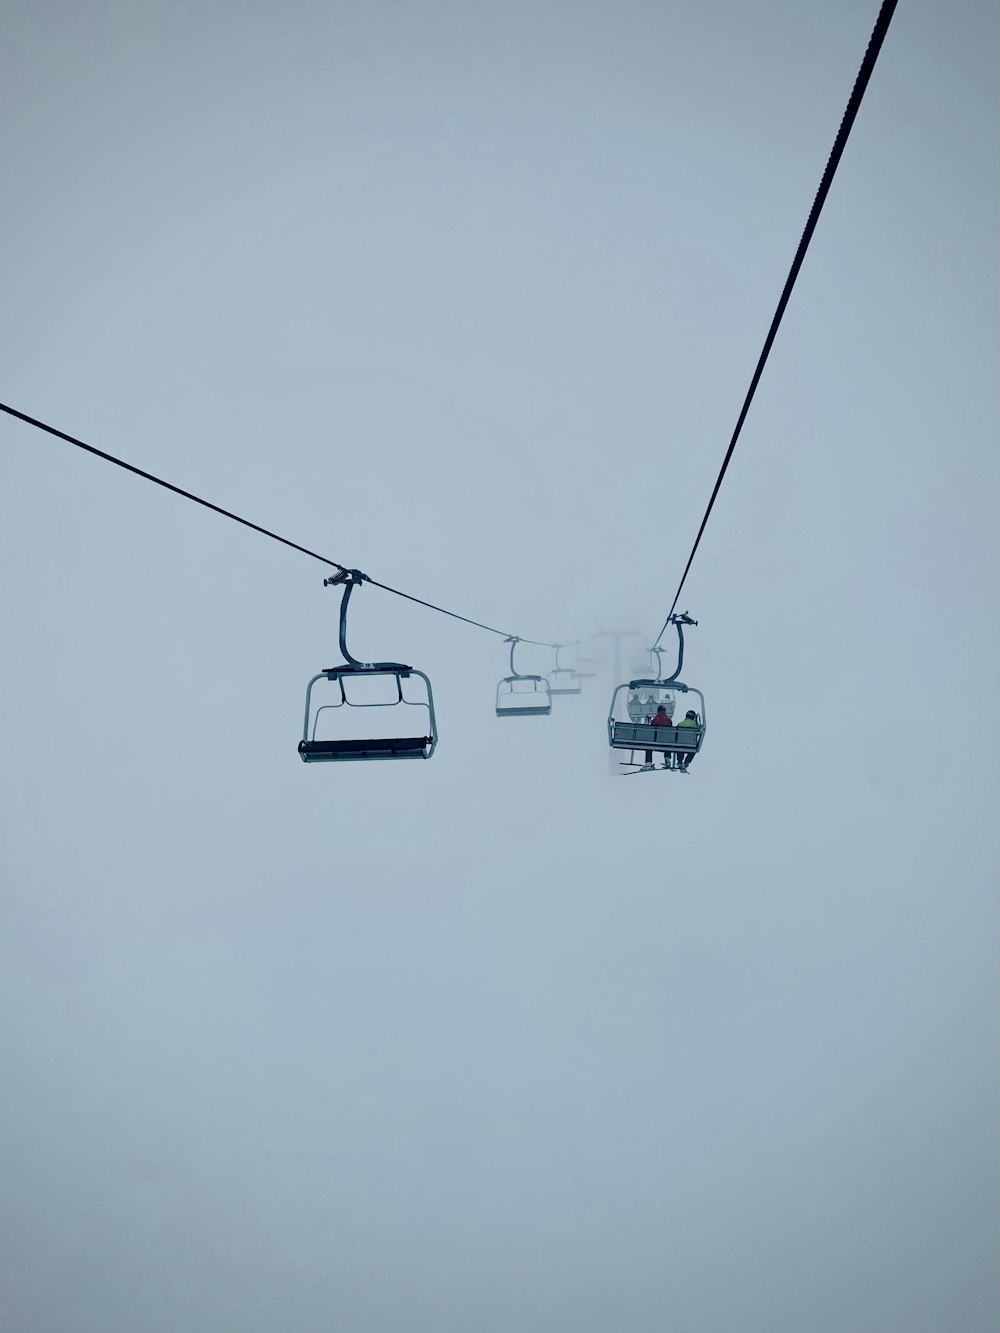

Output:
xmin=299 ymin=736 xmax=432 ymax=762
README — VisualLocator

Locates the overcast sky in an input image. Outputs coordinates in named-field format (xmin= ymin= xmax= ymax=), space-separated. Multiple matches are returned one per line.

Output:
xmin=1 ymin=2 xmax=997 ymax=1330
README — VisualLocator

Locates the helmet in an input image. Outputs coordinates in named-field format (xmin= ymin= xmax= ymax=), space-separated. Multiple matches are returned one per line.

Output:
xmin=685 ymin=710 xmax=698 ymax=719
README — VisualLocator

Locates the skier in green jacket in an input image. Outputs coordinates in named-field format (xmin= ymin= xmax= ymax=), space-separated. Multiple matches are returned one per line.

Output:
xmin=676 ymin=710 xmax=701 ymax=772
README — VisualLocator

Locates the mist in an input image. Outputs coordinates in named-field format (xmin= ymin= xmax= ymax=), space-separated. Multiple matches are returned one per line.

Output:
xmin=1 ymin=2 xmax=997 ymax=1330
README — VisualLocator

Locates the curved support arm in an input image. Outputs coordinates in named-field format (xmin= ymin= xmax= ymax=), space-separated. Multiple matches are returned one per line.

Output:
xmin=507 ymin=636 xmax=520 ymax=678
xmin=320 ymin=570 xmax=414 ymax=674
xmin=337 ymin=573 xmax=364 ymax=666
xmin=660 ymin=612 xmax=696 ymax=683
xmin=658 ymin=621 xmax=684 ymax=683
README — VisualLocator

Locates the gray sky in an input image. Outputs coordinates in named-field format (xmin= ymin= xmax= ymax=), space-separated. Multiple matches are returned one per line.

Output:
xmin=1 ymin=2 xmax=997 ymax=1330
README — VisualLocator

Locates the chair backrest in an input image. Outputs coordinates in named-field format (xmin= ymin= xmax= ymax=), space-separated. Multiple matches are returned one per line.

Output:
xmin=611 ymin=721 xmax=702 ymax=751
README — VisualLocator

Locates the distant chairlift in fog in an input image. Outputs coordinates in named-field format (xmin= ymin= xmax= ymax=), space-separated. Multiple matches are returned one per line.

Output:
xmin=547 ymin=644 xmax=583 ymax=696
xmin=496 ymin=637 xmax=552 ymax=718
xmin=299 ymin=571 xmax=438 ymax=763
xmin=571 ymin=640 xmax=600 ymax=679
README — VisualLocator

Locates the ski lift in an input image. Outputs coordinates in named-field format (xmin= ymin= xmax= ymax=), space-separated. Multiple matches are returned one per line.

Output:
xmin=571 ymin=641 xmax=600 ymax=679
xmin=299 ymin=571 xmax=438 ymax=763
xmin=607 ymin=614 xmax=706 ymax=774
xmin=547 ymin=644 xmax=583 ymax=696
xmin=496 ymin=637 xmax=552 ymax=717
xmin=629 ymin=649 xmax=654 ymax=679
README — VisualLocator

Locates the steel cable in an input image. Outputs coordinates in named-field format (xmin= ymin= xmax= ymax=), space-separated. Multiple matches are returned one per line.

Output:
xmin=653 ymin=0 xmax=899 ymax=647
xmin=0 ymin=400 xmax=558 ymax=648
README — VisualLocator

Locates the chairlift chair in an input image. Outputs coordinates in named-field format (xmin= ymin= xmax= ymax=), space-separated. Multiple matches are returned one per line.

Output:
xmin=571 ymin=641 xmax=600 ymax=679
xmin=496 ymin=638 xmax=552 ymax=717
xmin=299 ymin=571 xmax=438 ymax=763
xmin=607 ymin=616 xmax=705 ymax=774
xmin=547 ymin=644 xmax=583 ymax=696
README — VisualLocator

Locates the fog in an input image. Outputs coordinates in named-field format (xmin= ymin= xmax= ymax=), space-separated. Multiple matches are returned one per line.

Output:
xmin=1 ymin=2 xmax=997 ymax=1330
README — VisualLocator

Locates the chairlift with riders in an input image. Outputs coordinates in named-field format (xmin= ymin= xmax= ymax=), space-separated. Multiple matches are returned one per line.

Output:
xmin=607 ymin=613 xmax=705 ymax=774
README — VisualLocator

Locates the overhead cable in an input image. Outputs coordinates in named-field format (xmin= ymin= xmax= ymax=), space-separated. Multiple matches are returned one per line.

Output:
xmin=0 ymin=400 xmax=557 ymax=648
xmin=653 ymin=0 xmax=898 ymax=647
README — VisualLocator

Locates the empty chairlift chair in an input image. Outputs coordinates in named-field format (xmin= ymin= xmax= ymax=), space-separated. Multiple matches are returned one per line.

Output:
xmin=571 ymin=641 xmax=600 ymax=679
xmin=299 ymin=571 xmax=438 ymax=763
xmin=496 ymin=637 xmax=552 ymax=717
xmin=547 ymin=644 xmax=583 ymax=696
